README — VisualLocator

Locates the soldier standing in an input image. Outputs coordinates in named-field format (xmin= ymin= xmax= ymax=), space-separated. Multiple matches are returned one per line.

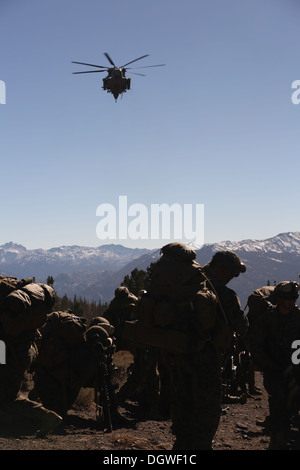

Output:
xmin=249 ymin=281 xmax=300 ymax=449
xmin=147 ymin=246 xmax=248 ymax=450
xmin=170 ymin=250 xmax=248 ymax=450
xmin=104 ymin=286 xmax=138 ymax=349
xmin=106 ymin=287 xmax=160 ymax=414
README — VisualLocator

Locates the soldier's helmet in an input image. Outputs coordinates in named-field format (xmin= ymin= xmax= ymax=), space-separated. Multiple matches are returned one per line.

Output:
xmin=275 ymin=281 xmax=300 ymax=300
xmin=86 ymin=325 xmax=113 ymax=350
xmin=89 ymin=316 xmax=115 ymax=336
xmin=210 ymin=250 xmax=246 ymax=277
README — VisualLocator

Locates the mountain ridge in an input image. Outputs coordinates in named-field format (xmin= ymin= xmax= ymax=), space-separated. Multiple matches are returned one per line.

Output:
xmin=0 ymin=232 xmax=299 ymax=307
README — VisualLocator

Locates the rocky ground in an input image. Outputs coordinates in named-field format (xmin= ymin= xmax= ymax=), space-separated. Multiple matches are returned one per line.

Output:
xmin=1 ymin=371 xmax=300 ymax=461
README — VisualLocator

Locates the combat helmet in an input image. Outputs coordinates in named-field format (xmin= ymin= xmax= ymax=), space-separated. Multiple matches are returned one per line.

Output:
xmin=86 ymin=325 xmax=113 ymax=350
xmin=275 ymin=281 xmax=300 ymax=300
xmin=209 ymin=250 xmax=246 ymax=277
xmin=89 ymin=316 xmax=115 ymax=336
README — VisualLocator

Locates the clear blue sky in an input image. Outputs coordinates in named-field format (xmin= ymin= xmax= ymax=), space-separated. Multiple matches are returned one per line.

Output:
xmin=1 ymin=0 xmax=299 ymax=250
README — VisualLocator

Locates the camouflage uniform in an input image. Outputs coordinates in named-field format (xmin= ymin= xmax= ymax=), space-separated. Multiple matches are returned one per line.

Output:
xmin=170 ymin=250 xmax=248 ymax=450
xmin=32 ymin=315 xmax=118 ymax=420
xmin=0 ymin=330 xmax=62 ymax=437
xmin=32 ymin=339 xmax=98 ymax=416
xmin=104 ymin=286 xmax=138 ymax=345
xmin=249 ymin=281 xmax=300 ymax=449
xmin=106 ymin=287 xmax=160 ymax=413
xmin=170 ymin=344 xmax=221 ymax=449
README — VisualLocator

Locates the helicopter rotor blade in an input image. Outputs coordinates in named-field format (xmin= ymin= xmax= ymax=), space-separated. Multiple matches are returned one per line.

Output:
xmin=126 ymin=72 xmax=146 ymax=76
xmin=126 ymin=64 xmax=166 ymax=70
xmin=121 ymin=54 xmax=149 ymax=67
xmin=72 ymin=70 xmax=107 ymax=74
xmin=72 ymin=61 xmax=108 ymax=69
xmin=104 ymin=53 xmax=116 ymax=66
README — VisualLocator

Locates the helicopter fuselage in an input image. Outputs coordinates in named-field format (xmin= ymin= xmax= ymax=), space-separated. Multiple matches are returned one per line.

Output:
xmin=102 ymin=67 xmax=131 ymax=100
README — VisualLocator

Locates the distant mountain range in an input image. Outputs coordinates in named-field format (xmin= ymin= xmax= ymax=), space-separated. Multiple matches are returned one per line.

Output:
xmin=0 ymin=232 xmax=299 ymax=308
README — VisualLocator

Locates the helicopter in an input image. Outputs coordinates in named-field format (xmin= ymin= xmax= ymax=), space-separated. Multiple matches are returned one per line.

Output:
xmin=72 ymin=52 xmax=165 ymax=101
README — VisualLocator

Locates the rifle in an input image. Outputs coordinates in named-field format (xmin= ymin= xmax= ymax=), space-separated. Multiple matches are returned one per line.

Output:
xmin=221 ymin=333 xmax=238 ymax=397
xmin=94 ymin=346 xmax=114 ymax=433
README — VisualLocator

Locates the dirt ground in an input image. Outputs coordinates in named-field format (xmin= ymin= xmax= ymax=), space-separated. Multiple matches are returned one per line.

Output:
xmin=2 ymin=360 xmax=300 ymax=465
xmin=1 ymin=371 xmax=297 ymax=456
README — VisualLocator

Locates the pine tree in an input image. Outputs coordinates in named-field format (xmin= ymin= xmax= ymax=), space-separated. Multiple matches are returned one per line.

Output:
xmin=47 ymin=275 xmax=55 ymax=287
xmin=122 ymin=263 xmax=155 ymax=296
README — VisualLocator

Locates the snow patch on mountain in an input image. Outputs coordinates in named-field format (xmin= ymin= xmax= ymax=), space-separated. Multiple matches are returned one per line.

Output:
xmin=0 ymin=232 xmax=299 ymax=305
xmin=208 ymin=232 xmax=300 ymax=254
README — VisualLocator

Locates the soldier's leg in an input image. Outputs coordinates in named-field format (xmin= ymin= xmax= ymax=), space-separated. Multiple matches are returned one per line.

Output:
xmin=117 ymin=348 xmax=159 ymax=405
xmin=157 ymin=351 xmax=171 ymax=418
xmin=263 ymin=370 xmax=291 ymax=449
xmin=0 ymin=395 xmax=62 ymax=437
xmin=170 ymin=347 xmax=221 ymax=450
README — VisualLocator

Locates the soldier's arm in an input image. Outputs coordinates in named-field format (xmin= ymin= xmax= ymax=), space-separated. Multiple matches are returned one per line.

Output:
xmin=221 ymin=289 xmax=249 ymax=339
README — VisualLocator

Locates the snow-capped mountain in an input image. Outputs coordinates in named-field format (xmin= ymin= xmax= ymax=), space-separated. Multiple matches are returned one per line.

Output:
xmin=203 ymin=232 xmax=300 ymax=254
xmin=0 ymin=232 xmax=299 ymax=307
xmin=0 ymin=243 xmax=149 ymax=278
xmin=92 ymin=232 xmax=300 ymax=306
xmin=195 ymin=232 xmax=300 ymax=308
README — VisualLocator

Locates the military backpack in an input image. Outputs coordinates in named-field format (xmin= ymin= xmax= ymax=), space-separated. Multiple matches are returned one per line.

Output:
xmin=0 ymin=276 xmax=55 ymax=337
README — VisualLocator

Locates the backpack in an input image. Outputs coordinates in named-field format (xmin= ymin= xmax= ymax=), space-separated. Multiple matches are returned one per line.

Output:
xmin=0 ymin=277 xmax=55 ymax=337
xmin=144 ymin=244 xmax=218 ymax=331
xmin=149 ymin=243 xmax=204 ymax=304
xmin=122 ymin=243 xmax=219 ymax=353
xmin=37 ymin=310 xmax=87 ymax=368
xmin=246 ymin=285 xmax=278 ymax=324
xmin=0 ymin=276 xmax=32 ymax=308
xmin=39 ymin=310 xmax=87 ymax=347
xmin=105 ymin=288 xmax=138 ymax=326
xmin=160 ymin=242 xmax=197 ymax=261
